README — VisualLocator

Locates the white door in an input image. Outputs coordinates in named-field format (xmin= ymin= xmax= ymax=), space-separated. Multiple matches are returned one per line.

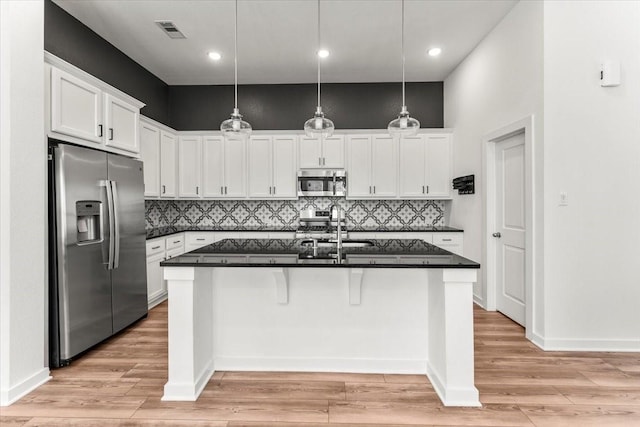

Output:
xmin=372 ymin=135 xmax=397 ymax=197
xmin=140 ymin=123 xmax=160 ymax=197
xmin=224 ymin=139 xmax=246 ymax=198
xmin=347 ymin=135 xmax=372 ymax=198
xmin=104 ymin=94 xmax=139 ymax=153
xmin=248 ymin=136 xmax=272 ymax=198
xmin=272 ymin=136 xmax=297 ymax=198
xmin=160 ymin=131 xmax=177 ymax=197
xmin=425 ymin=134 xmax=451 ymax=198
xmin=495 ymin=132 xmax=526 ymax=326
xmin=50 ymin=68 xmax=103 ymax=143
xmin=322 ymin=135 xmax=345 ymax=168
xmin=178 ymin=136 xmax=202 ymax=198
xmin=399 ymin=135 xmax=426 ymax=197
xmin=299 ymin=136 xmax=322 ymax=168
xmin=202 ymin=136 xmax=225 ymax=197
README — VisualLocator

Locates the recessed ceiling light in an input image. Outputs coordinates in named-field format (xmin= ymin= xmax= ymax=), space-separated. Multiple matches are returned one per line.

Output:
xmin=208 ymin=51 xmax=222 ymax=61
xmin=428 ymin=47 xmax=442 ymax=57
xmin=317 ymin=49 xmax=330 ymax=58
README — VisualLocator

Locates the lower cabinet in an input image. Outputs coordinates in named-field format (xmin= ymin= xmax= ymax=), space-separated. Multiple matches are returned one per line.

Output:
xmin=146 ymin=251 xmax=166 ymax=308
xmin=348 ymin=231 xmax=464 ymax=256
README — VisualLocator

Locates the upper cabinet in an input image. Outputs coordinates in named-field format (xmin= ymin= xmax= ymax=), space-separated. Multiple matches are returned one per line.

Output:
xmin=347 ymin=134 xmax=398 ymax=199
xmin=299 ymin=135 xmax=344 ymax=168
xmin=139 ymin=118 xmax=177 ymax=198
xmin=248 ymin=135 xmax=297 ymax=199
xmin=202 ymin=136 xmax=246 ymax=198
xmin=46 ymin=54 xmax=144 ymax=155
xmin=178 ymin=136 xmax=202 ymax=198
xmin=399 ymin=134 xmax=452 ymax=199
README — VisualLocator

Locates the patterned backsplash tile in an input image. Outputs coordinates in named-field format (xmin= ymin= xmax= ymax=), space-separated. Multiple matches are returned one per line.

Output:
xmin=145 ymin=198 xmax=447 ymax=230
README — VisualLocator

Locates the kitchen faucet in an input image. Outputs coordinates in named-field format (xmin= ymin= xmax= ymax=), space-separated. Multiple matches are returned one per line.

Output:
xmin=330 ymin=203 xmax=343 ymax=264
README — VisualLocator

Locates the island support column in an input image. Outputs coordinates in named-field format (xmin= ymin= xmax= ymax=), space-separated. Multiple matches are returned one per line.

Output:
xmin=426 ymin=269 xmax=480 ymax=407
xmin=162 ymin=267 xmax=215 ymax=401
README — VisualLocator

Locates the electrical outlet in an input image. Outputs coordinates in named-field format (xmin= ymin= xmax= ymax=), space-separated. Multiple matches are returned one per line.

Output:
xmin=559 ymin=192 xmax=568 ymax=206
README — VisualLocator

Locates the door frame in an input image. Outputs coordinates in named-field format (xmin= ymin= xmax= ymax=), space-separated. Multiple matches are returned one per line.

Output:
xmin=483 ymin=116 xmax=535 ymax=339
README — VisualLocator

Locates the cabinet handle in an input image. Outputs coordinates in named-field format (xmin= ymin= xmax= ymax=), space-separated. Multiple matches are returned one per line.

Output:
xmin=196 ymin=186 xmax=199 ymax=195
xmin=319 ymin=157 xmax=322 ymax=166
xmin=225 ymin=186 xmax=228 ymax=195
xmin=221 ymin=186 xmax=224 ymax=195
xmin=273 ymin=186 xmax=276 ymax=194
xmin=442 ymin=238 xmax=452 ymax=242
xmin=323 ymin=157 xmax=326 ymax=166
xmin=109 ymin=128 xmax=114 ymax=140
xmin=426 ymin=185 xmax=429 ymax=194
xmin=269 ymin=186 xmax=272 ymax=195
xmin=422 ymin=185 xmax=425 ymax=194
xmin=162 ymin=185 xmax=166 ymax=194
xmin=151 ymin=245 xmax=161 ymax=250
xmin=196 ymin=238 xmax=205 ymax=241
xmin=369 ymin=186 xmax=372 ymax=194
xmin=98 ymin=124 xmax=103 ymax=137
xmin=373 ymin=186 xmax=376 ymax=194
xmin=173 ymin=240 xmax=181 ymax=244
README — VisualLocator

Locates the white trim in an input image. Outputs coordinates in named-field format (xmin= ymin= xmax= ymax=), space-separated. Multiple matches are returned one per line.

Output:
xmin=483 ymin=116 xmax=535 ymax=340
xmin=0 ymin=368 xmax=51 ymax=407
xmin=213 ymin=357 xmax=428 ymax=374
xmin=162 ymin=359 xmax=214 ymax=401
xmin=147 ymin=292 xmax=168 ymax=310
xmin=177 ymin=128 xmax=454 ymax=137
xmin=140 ymin=115 xmax=176 ymax=135
xmin=532 ymin=336 xmax=640 ymax=352
xmin=426 ymin=362 xmax=481 ymax=407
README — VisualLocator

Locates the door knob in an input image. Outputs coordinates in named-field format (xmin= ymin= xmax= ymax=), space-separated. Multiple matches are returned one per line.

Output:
xmin=492 ymin=232 xmax=501 ymax=238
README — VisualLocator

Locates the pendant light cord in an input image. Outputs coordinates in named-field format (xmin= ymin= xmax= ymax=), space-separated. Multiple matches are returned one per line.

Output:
xmin=317 ymin=0 xmax=321 ymax=109
xmin=234 ymin=0 xmax=238 ymax=110
xmin=401 ymin=0 xmax=405 ymax=107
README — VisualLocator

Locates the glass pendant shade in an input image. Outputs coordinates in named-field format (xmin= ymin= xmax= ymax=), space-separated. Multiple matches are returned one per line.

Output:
xmin=388 ymin=106 xmax=420 ymax=136
xmin=304 ymin=106 xmax=334 ymax=138
xmin=221 ymin=107 xmax=252 ymax=140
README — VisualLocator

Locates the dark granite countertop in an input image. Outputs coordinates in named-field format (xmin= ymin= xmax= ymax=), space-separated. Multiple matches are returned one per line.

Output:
xmin=160 ymin=238 xmax=479 ymax=269
xmin=146 ymin=225 xmax=463 ymax=240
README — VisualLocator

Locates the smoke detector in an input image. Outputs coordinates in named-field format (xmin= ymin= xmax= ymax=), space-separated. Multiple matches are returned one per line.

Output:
xmin=155 ymin=21 xmax=186 ymax=39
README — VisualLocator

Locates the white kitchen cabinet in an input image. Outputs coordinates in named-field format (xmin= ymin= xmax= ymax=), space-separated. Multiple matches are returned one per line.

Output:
xmin=48 ymin=60 xmax=143 ymax=153
xmin=146 ymin=238 xmax=167 ymax=308
xmin=104 ymin=94 xmax=140 ymax=153
xmin=160 ymin=131 xmax=177 ymax=197
xmin=348 ymin=231 xmax=463 ymax=255
xmin=248 ymin=135 xmax=297 ymax=198
xmin=178 ymin=136 xmax=202 ymax=198
xmin=50 ymin=67 xmax=103 ymax=144
xmin=202 ymin=136 xmax=246 ymax=198
xmin=185 ymin=232 xmax=216 ymax=252
xmin=432 ymin=233 xmax=464 ymax=256
xmin=299 ymin=135 xmax=344 ymax=168
xmin=347 ymin=134 xmax=397 ymax=199
xmin=140 ymin=122 xmax=160 ymax=197
xmin=399 ymin=134 xmax=452 ymax=199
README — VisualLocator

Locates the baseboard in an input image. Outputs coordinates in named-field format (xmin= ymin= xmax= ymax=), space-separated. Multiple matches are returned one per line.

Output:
xmin=0 ymin=368 xmax=51 ymax=406
xmin=473 ymin=295 xmax=485 ymax=309
xmin=425 ymin=362 xmax=480 ymax=407
xmin=531 ymin=334 xmax=640 ymax=352
xmin=213 ymin=356 xmax=428 ymax=374
xmin=148 ymin=292 xmax=168 ymax=310
xmin=162 ymin=359 xmax=214 ymax=401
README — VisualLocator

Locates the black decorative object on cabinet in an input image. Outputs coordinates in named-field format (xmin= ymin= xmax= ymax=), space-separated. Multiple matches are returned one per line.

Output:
xmin=452 ymin=175 xmax=475 ymax=195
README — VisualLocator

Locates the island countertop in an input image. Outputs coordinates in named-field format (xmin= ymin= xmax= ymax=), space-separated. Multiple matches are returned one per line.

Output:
xmin=160 ymin=238 xmax=480 ymax=269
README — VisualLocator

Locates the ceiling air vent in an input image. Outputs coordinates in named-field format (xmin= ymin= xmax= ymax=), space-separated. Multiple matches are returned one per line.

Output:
xmin=155 ymin=21 xmax=186 ymax=39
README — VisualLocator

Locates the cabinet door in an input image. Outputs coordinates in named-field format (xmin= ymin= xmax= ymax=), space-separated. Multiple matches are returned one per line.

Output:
xmin=104 ymin=94 xmax=139 ymax=153
xmin=248 ymin=136 xmax=272 ymax=198
xmin=372 ymin=135 xmax=397 ymax=197
xmin=425 ymin=134 xmax=452 ymax=198
xmin=398 ymin=135 xmax=426 ymax=197
xmin=146 ymin=255 xmax=165 ymax=306
xmin=178 ymin=136 xmax=202 ymax=198
xmin=322 ymin=135 xmax=345 ymax=168
xmin=299 ymin=136 xmax=323 ymax=168
xmin=272 ymin=136 xmax=298 ymax=198
xmin=160 ymin=131 xmax=177 ymax=197
xmin=140 ymin=123 xmax=160 ymax=197
xmin=224 ymin=139 xmax=247 ymax=198
xmin=50 ymin=68 xmax=103 ymax=143
xmin=347 ymin=135 xmax=372 ymax=198
xmin=202 ymin=136 xmax=225 ymax=197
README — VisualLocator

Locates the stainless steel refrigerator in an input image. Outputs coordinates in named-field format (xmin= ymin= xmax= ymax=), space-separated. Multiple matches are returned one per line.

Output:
xmin=48 ymin=141 xmax=147 ymax=367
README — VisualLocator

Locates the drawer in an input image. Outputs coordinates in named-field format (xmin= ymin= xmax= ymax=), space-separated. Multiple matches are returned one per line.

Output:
xmin=247 ymin=254 xmax=298 ymax=264
xmin=433 ymin=233 xmax=463 ymax=246
xmin=201 ymin=255 xmax=247 ymax=264
xmin=165 ymin=247 xmax=183 ymax=260
xmin=186 ymin=232 xmax=216 ymax=246
xmin=165 ymin=233 xmax=184 ymax=250
xmin=146 ymin=239 xmax=166 ymax=257
xmin=346 ymin=255 xmax=399 ymax=265
xmin=397 ymin=255 xmax=453 ymax=265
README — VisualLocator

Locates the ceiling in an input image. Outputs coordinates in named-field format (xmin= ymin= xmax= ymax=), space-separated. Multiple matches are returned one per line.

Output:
xmin=52 ymin=0 xmax=518 ymax=86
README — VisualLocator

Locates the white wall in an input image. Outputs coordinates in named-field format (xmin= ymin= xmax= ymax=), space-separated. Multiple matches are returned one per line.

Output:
xmin=0 ymin=0 xmax=50 ymax=406
xmin=443 ymin=0 xmax=544 ymax=324
xmin=542 ymin=0 xmax=640 ymax=350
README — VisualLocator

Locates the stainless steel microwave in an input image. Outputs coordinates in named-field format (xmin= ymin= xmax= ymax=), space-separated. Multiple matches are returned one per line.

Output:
xmin=297 ymin=169 xmax=347 ymax=197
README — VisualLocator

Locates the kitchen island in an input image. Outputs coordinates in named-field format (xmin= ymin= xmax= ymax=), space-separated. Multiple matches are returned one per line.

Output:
xmin=160 ymin=238 xmax=480 ymax=406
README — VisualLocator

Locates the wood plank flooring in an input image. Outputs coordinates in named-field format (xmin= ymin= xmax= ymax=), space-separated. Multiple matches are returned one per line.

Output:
xmin=2 ymin=302 xmax=639 ymax=426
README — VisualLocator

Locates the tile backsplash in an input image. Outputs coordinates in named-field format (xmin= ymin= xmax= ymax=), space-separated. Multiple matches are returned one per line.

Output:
xmin=146 ymin=198 xmax=447 ymax=230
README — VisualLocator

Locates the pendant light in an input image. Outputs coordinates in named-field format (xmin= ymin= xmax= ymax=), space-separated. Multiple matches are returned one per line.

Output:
xmin=220 ymin=0 xmax=252 ymax=140
xmin=304 ymin=0 xmax=334 ymax=138
xmin=388 ymin=0 xmax=420 ymax=136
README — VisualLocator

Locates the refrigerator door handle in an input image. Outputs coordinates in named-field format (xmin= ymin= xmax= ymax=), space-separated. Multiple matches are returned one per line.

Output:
xmin=110 ymin=180 xmax=121 ymax=269
xmin=104 ymin=179 xmax=116 ymax=270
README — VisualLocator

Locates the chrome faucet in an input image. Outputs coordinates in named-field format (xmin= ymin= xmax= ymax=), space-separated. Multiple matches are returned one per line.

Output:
xmin=330 ymin=203 xmax=343 ymax=263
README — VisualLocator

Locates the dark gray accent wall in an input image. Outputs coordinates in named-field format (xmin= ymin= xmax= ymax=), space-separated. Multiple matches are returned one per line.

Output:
xmin=44 ymin=0 xmax=170 ymax=124
xmin=169 ymin=82 xmax=443 ymax=131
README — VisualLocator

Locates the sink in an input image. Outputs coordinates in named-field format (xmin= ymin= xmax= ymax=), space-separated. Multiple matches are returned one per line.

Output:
xmin=299 ymin=239 xmax=374 ymax=248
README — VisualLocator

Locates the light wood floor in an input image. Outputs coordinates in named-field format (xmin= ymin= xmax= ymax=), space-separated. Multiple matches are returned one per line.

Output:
xmin=2 ymin=302 xmax=639 ymax=426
